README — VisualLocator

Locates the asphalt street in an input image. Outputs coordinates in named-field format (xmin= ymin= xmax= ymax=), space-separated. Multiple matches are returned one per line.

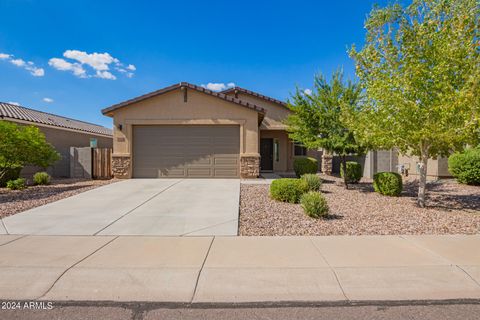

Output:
xmin=1 ymin=301 xmax=480 ymax=320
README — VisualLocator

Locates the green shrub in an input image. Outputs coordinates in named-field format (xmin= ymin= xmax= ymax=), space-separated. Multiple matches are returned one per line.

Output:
xmin=448 ymin=147 xmax=480 ymax=185
xmin=340 ymin=161 xmax=362 ymax=183
xmin=0 ymin=166 xmax=22 ymax=187
xmin=373 ymin=172 xmax=403 ymax=196
xmin=300 ymin=191 xmax=329 ymax=218
xmin=6 ymin=178 xmax=27 ymax=190
xmin=293 ymin=157 xmax=318 ymax=177
xmin=270 ymin=178 xmax=309 ymax=203
xmin=301 ymin=173 xmax=322 ymax=191
xmin=33 ymin=172 xmax=51 ymax=185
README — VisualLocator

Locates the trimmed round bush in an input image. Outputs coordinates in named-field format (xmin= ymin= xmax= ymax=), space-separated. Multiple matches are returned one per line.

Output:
xmin=301 ymin=173 xmax=322 ymax=191
xmin=300 ymin=191 xmax=329 ymax=218
xmin=33 ymin=172 xmax=51 ymax=185
xmin=373 ymin=172 xmax=403 ymax=196
xmin=0 ymin=166 xmax=22 ymax=187
xmin=270 ymin=178 xmax=309 ymax=203
xmin=293 ymin=157 xmax=318 ymax=178
xmin=6 ymin=178 xmax=27 ymax=190
xmin=340 ymin=161 xmax=362 ymax=183
xmin=448 ymin=147 xmax=480 ymax=185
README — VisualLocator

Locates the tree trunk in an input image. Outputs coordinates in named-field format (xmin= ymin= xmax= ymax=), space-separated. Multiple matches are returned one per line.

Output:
xmin=341 ymin=155 xmax=349 ymax=189
xmin=417 ymin=151 xmax=429 ymax=208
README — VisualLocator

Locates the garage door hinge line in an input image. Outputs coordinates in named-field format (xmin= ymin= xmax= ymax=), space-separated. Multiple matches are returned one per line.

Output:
xmin=93 ymin=179 xmax=184 ymax=235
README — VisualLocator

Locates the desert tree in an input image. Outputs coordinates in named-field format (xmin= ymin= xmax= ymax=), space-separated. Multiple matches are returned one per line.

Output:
xmin=350 ymin=0 xmax=480 ymax=207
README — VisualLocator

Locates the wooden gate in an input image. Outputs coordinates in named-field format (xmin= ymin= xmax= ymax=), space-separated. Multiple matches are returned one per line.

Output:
xmin=92 ymin=148 xmax=112 ymax=179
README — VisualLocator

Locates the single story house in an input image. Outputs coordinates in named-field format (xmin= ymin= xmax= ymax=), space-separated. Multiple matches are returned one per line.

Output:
xmin=0 ymin=102 xmax=113 ymax=178
xmin=101 ymin=82 xmax=451 ymax=179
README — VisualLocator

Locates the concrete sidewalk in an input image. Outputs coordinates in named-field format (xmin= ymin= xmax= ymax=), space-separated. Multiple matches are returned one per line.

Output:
xmin=0 ymin=235 xmax=479 ymax=303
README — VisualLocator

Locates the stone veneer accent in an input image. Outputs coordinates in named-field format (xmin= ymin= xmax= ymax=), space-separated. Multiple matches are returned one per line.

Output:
xmin=112 ymin=155 xmax=131 ymax=178
xmin=321 ymin=153 xmax=333 ymax=175
xmin=240 ymin=154 xmax=260 ymax=179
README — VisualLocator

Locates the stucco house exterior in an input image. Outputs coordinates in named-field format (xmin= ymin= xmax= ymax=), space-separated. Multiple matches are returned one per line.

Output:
xmin=102 ymin=82 xmax=322 ymax=179
xmin=0 ymin=102 xmax=113 ymax=178
xmin=102 ymin=82 xmax=451 ymax=180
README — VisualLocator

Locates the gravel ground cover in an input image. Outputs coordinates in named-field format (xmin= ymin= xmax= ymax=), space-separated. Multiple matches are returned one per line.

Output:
xmin=239 ymin=175 xmax=480 ymax=235
xmin=0 ymin=178 xmax=116 ymax=218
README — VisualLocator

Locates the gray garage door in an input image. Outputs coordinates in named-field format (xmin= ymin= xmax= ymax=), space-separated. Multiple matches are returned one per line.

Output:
xmin=133 ymin=125 xmax=240 ymax=178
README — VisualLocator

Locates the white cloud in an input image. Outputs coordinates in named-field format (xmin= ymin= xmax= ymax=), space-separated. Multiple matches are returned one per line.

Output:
xmin=0 ymin=53 xmax=45 ymax=77
xmin=43 ymin=97 xmax=54 ymax=103
xmin=10 ymin=58 xmax=25 ymax=67
xmin=48 ymin=58 xmax=86 ymax=78
xmin=201 ymin=82 xmax=236 ymax=92
xmin=29 ymin=67 xmax=44 ymax=77
xmin=95 ymin=70 xmax=116 ymax=80
xmin=7 ymin=101 xmax=20 ymax=106
xmin=64 ymin=50 xmax=117 ymax=71
xmin=304 ymin=88 xmax=312 ymax=95
xmin=48 ymin=50 xmax=135 ymax=80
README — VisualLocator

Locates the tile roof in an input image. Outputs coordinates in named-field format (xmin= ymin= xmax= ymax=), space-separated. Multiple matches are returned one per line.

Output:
xmin=0 ymin=102 xmax=112 ymax=136
xmin=101 ymin=82 xmax=266 ymax=117
xmin=221 ymin=86 xmax=288 ymax=108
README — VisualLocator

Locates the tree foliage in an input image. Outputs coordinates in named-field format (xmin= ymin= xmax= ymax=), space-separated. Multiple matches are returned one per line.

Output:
xmin=286 ymin=70 xmax=365 ymax=187
xmin=349 ymin=0 xmax=480 ymax=206
xmin=0 ymin=121 xmax=60 ymax=180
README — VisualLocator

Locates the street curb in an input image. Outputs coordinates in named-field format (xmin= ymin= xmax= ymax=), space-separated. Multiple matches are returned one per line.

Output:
xmin=3 ymin=298 xmax=480 ymax=310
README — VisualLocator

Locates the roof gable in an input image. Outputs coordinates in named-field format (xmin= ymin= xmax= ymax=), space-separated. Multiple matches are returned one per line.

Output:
xmin=221 ymin=86 xmax=288 ymax=108
xmin=0 ymin=102 xmax=112 ymax=136
xmin=101 ymin=82 xmax=266 ymax=118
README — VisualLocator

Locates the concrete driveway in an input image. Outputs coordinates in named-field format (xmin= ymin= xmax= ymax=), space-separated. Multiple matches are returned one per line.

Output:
xmin=0 ymin=179 xmax=240 ymax=236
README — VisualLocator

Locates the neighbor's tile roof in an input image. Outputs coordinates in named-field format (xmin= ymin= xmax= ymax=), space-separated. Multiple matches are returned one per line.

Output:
xmin=0 ymin=102 xmax=113 ymax=136
xmin=221 ymin=86 xmax=288 ymax=108
xmin=101 ymin=82 xmax=266 ymax=116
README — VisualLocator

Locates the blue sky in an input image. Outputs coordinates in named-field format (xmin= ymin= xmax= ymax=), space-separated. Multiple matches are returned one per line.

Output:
xmin=0 ymin=0 xmax=391 ymax=128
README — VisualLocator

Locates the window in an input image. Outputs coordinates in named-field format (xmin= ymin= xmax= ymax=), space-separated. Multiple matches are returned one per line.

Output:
xmin=274 ymin=139 xmax=279 ymax=162
xmin=294 ymin=143 xmax=307 ymax=156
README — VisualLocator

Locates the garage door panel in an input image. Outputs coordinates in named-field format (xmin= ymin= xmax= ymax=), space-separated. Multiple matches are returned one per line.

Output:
xmin=214 ymin=168 xmax=238 ymax=177
xmin=160 ymin=168 xmax=186 ymax=177
xmin=133 ymin=125 xmax=239 ymax=178
xmin=186 ymin=168 xmax=213 ymax=177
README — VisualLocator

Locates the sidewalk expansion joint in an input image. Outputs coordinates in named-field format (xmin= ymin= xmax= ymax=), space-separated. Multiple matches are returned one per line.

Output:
xmin=93 ymin=179 xmax=184 ymax=235
xmin=181 ymin=219 xmax=237 ymax=236
xmin=0 ymin=234 xmax=28 ymax=247
xmin=35 ymin=236 xmax=119 ymax=300
xmin=308 ymin=237 xmax=350 ymax=301
xmin=457 ymin=265 xmax=480 ymax=288
xmin=190 ymin=236 xmax=215 ymax=303
xmin=0 ymin=217 xmax=10 ymax=235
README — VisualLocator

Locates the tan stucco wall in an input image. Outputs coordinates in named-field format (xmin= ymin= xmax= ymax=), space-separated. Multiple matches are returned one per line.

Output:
xmin=397 ymin=154 xmax=452 ymax=178
xmin=109 ymin=89 xmax=260 ymax=177
xmin=8 ymin=121 xmax=113 ymax=178
xmin=231 ymin=92 xmax=291 ymax=130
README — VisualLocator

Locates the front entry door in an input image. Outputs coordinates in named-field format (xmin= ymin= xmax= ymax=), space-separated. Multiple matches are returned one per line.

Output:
xmin=260 ymin=138 xmax=274 ymax=171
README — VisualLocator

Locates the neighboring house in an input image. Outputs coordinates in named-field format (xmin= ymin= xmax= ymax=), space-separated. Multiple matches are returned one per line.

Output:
xmin=102 ymin=82 xmax=323 ymax=179
xmin=0 ymin=102 xmax=113 ymax=178
xmin=101 ymin=82 xmax=451 ymax=179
